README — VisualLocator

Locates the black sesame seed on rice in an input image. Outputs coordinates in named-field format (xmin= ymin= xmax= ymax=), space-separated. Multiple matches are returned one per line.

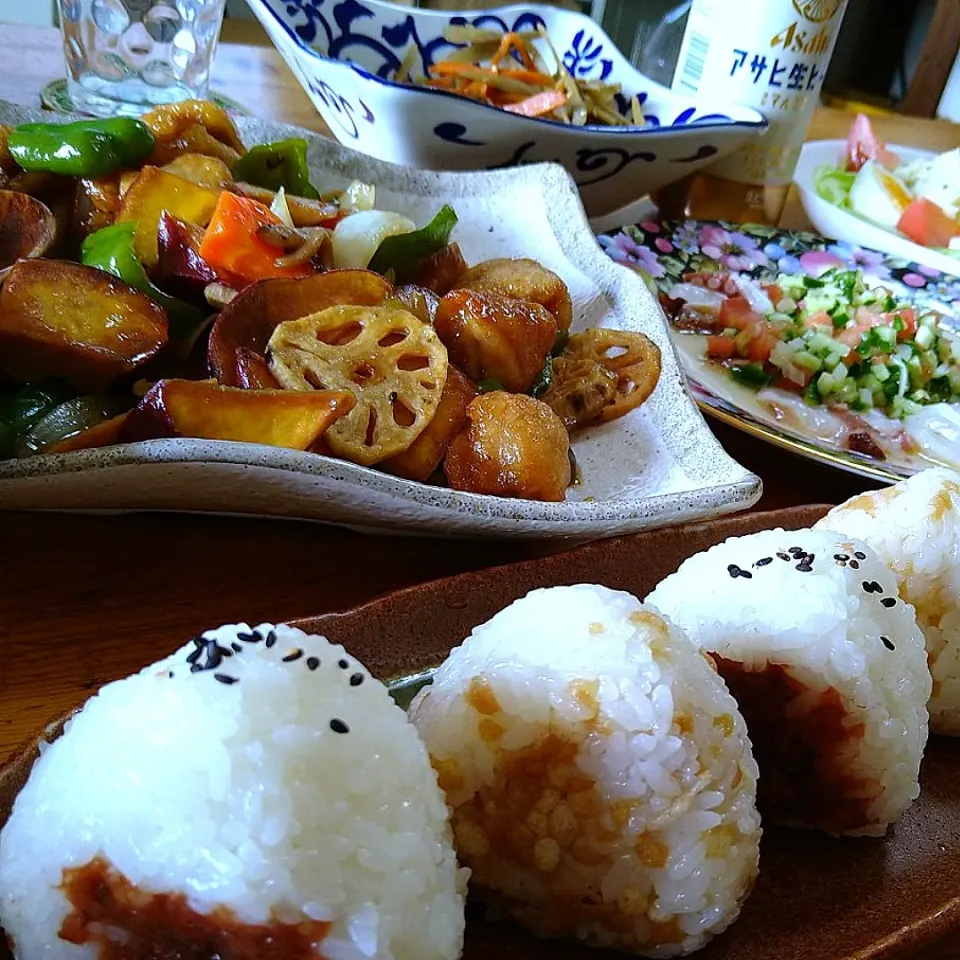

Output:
xmin=834 ymin=554 xmax=849 ymax=562
xmin=306 ymin=657 xmax=320 ymax=671
xmin=338 ymin=659 xmax=350 ymax=669
xmin=854 ymin=551 xmax=866 ymax=560
xmin=862 ymin=581 xmax=883 ymax=594
xmin=881 ymin=597 xmax=897 ymax=608
xmin=881 ymin=636 xmax=896 ymax=651
xmin=214 ymin=673 xmax=239 ymax=685
xmin=850 ymin=560 xmax=860 ymax=570
xmin=186 ymin=637 xmax=231 ymax=673
xmin=237 ymin=631 xmax=261 ymax=644
xmin=755 ymin=557 xmax=774 ymax=567
xmin=727 ymin=564 xmax=752 ymax=579
xmin=282 ymin=649 xmax=304 ymax=663
xmin=231 ymin=641 xmax=243 ymax=653
xmin=265 ymin=630 xmax=277 ymax=649
xmin=777 ymin=552 xmax=791 ymax=561
xmin=330 ymin=718 xmax=349 ymax=734
xmin=350 ymin=673 xmax=364 ymax=687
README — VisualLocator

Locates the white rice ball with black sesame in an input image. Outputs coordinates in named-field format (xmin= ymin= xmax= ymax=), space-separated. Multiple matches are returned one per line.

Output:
xmin=409 ymin=584 xmax=761 ymax=958
xmin=646 ymin=528 xmax=931 ymax=838
xmin=0 ymin=623 xmax=466 ymax=960
xmin=814 ymin=468 xmax=960 ymax=735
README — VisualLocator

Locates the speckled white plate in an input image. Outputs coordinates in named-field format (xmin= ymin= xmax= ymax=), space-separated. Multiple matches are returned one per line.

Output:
xmin=0 ymin=103 xmax=759 ymax=539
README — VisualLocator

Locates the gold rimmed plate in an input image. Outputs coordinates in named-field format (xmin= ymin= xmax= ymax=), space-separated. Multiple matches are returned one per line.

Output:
xmin=599 ymin=219 xmax=960 ymax=484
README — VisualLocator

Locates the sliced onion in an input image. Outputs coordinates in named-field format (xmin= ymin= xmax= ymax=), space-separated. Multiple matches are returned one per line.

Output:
xmin=665 ymin=282 xmax=726 ymax=310
xmin=732 ymin=275 xmax=774 ymax=315
xmin=332 ymin=210 xmax=416 ymax=270
xmin=19 ymin=396 xmax=110 ymax=456
xmin=270 ymin=186 xmax=295 ymax=229
xmin=340 ymin=180 xmax=376 ymax=213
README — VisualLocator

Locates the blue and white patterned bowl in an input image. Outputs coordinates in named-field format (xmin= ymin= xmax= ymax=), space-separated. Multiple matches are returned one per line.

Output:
xmin=244 ymin=0 xmax=768 ymax=216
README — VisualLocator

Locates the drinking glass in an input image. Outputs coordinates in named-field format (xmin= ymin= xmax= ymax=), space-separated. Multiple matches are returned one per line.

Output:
xmin=58 ymin=0 xmax=227 ymax=117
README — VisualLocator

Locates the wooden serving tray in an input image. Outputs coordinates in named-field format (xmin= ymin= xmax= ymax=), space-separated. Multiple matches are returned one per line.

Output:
xmin=3 ymin=505 xmax=958 ymax=960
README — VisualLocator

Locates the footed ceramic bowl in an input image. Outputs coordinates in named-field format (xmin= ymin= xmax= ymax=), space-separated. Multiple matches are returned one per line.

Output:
xmin=245 ymin=0 xmax=768 ymax=217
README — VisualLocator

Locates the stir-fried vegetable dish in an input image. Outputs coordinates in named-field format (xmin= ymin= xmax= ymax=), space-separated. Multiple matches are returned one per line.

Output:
xmin=395 ymin=24 xmax=644 ymax=126
xmin=0 ymin=101 xmax=661 ymax=502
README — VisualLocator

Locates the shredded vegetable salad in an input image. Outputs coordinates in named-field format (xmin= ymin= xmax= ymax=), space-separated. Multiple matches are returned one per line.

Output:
xmin=667 ymin=267 xmax=960 ymax=419
xmin=394 ymin=25 xmax=644 ymax=126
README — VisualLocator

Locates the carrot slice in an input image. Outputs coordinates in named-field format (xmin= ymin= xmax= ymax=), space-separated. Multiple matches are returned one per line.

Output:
xmin=503 ymin=89 xmax=567 ymax=117
xmin=491 ymin=32 xmax=536 ymax=70
xmin=499 ymin=68 xmax=555 ymax=86
xmin=199 ymin=192 xmax=315 ymax=284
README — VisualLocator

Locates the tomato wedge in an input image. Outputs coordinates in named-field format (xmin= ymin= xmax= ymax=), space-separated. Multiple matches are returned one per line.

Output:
xmin=707 ymin=335 xmax=736 ymax=359
xmin=845 ymin=113 xmax=900 ymax=172
xmin=896 ymin=197 xmax=960 ymax=249
xmin=719 ymin=295 xmax=761 ymax=331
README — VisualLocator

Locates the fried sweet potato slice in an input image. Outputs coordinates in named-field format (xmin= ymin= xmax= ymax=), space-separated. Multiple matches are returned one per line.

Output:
xmin=0 ymin=260 xmax=168 ymax=390
xmin=117 ymin=166 xmax=221 ymax=268
xmin=49 ymin=413 xmax=129 ymax=453
xmin=142 ymin=101 xmax=246 ymax=167
xmin=457 ymin=257 xmax=573 ymax=331
xmin=545 ymin=328 xmax=661 ymax=426
xmin=434 ymin=289 xmax=557 ymax=393
xmin=161 ymin=153 xmax=234 ymax=190
xmin=208 ymin=269 xmax=394 ymax=388
xmin=120 ymin=378 xmax=355 ymax=449
xmin=267 ymin=305 xmax=448 ymax=466
xmin=444 ymin=391 xmax=571 ymax=502
xmin=383 ymin=364 xmax=476 ymax=482
xmin=73 ymin=176 xmax=123 ymax=239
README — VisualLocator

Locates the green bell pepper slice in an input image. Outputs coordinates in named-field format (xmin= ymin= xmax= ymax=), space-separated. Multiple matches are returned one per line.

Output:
xmin=368 ymin=205 xmax=459 ymax=283
xmin=0 ymin=381 xmax=76 ymax=460
xmin=81 ymin=222 xmax=207 ymax=344
xmin=8 ymin=117 xmax=155 ymax=178
xmin=231 ymin=138 xmax=320 ymax=199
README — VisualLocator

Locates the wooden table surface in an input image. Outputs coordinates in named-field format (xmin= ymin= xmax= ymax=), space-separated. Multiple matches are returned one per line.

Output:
xmin=0 ymin=24 xmax=957 ymax=959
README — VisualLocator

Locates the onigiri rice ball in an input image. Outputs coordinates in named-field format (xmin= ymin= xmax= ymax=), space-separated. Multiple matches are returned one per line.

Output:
xmin=647 ymin=528 xmax=931 ymax=838
xmin=409 ymin=584 xmax=761 ymax=958
xmin=814 ymin=467 xmax=960 ymax=735
xmin=0 ymin=623 xmax=466 ymax=960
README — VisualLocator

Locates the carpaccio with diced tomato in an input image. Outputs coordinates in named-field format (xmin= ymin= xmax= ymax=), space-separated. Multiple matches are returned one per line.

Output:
xmin=660 ymin=263 xmax=960 ymax=465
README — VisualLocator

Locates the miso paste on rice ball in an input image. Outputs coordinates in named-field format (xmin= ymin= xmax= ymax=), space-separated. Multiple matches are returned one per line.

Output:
xmin=409 ymin=584 xmax=761 ymax=959
xmin=647 ymin=528 xmax=931 ymax=838
xmin=814 ymin=467 xmax=960 ymax=735
xmin=0 ymin=623 xmax=466 ymax=960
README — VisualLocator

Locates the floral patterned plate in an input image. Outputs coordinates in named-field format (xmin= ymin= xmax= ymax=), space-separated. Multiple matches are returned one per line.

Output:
xmin=599 ymin=219 xmax=960 ymax=483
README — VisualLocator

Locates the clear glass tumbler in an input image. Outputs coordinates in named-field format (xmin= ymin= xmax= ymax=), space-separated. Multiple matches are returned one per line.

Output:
xmin=58 ymin=0 xmax=227 ymax=117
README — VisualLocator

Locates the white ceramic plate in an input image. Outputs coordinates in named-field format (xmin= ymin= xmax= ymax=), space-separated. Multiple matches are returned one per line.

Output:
xmin=0 ymin=104 xmax=759 ymax=539
xmin=794 ymin=139 xmax=960 ymax=278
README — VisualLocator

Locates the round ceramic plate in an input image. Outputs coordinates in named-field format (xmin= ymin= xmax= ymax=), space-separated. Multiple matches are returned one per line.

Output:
xmin=599 ymin=219 xmax=960 ymax=483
